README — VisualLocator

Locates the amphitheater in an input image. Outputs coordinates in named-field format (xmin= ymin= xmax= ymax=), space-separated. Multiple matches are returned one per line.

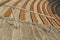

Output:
xmin=0 ymin=0 xmax=60 ymax=40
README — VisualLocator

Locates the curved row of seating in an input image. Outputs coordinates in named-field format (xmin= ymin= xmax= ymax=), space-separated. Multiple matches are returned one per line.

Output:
xmin=0 ymin=0 xmax=60 ymax=27
xmin=37 ymin=0 xmax=49 ymax=25
xmin=3 ymin=0 xmax=21 ymax=17
xmin=37 ymin=0 xmax=60 ymax=27
xmin=30 ymin=0 xmax=38 ymax=23
xmin=47 ymin=0 xmax=60 ymax=27
xmin=43 ymin=0 xmax=60 ymax=27
xmin=19 ymin=0 xmax=29 ymax=20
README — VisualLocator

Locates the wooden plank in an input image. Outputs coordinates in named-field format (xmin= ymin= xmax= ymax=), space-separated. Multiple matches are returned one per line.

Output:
xmin=19 ymin=0 xmax=30 ymax=20
xmin=34 ymin=0 xmax=43 ymax=24
xmin=30 ymin=0 xmax=38 ymax=23
xmin=53 ymin=3 xmax=60 ymax=26
xmin=4 ymin=8 xmax=12 ymax=17
xmin=19 ymin=10 xmax=25 ymax=20
xmin=37 ymin=0 xmax=49 ymax=24
xmin=43 ymin=1 xmax=59 ymax=27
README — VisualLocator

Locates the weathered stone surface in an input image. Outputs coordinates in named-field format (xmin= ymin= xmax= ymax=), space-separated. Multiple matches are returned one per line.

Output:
xmin=0 ymin=23 xmax=60 ymax=40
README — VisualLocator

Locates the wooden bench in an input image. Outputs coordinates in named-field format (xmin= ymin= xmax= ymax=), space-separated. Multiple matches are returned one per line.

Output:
xmin=47 ymin=1 xmax=60 ymax=26
xmin=42 ymin=0 xmax=59 ymax=27
xmin=30 ymin=0 xmax=38 ymax=23
xmin=19 ymin=0 xmax=29 ymax=20
xmin=37 ymin=0 xmax=49 ymax=25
